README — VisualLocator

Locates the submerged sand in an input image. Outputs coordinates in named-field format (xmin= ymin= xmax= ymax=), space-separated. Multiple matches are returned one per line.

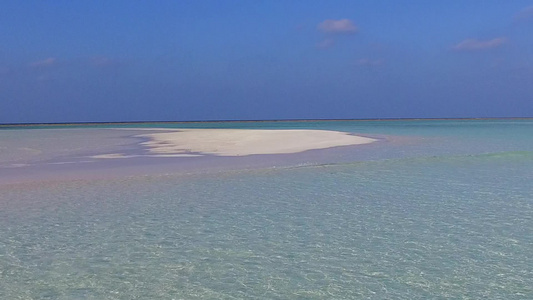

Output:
xmin=136 ymin=129 xmax=376 ymax=156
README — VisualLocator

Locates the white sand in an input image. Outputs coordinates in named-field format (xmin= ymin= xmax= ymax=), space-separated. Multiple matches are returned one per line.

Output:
xmin=137 ymin=129 xmax=376 ymax=156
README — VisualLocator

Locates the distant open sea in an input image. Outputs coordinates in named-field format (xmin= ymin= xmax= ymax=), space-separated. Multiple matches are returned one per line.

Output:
xmin=1 ymin=119 xmax=532 ymax=299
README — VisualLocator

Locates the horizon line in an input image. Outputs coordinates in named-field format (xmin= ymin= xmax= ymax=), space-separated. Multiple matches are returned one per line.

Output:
xmin=1 ymin=117 xmax=532 ymax=127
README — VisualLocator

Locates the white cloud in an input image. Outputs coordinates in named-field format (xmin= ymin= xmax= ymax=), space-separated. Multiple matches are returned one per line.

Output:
xmin=317 ymin=38 xmax=335 ymax=49
xmin=318 ymin=19 xmax=358 ymax=34
xmin=356 ymin=58 xmax=384 ymax=67
xmin=90 ymin=56 xmax=122 ymax=68
xmin=452 ymin=37 xmax=507 ymax=51
xmin=29 ymin=57 xmax=57 ymax=67
xmin=514 ymin=6 xmax=533 ymax=21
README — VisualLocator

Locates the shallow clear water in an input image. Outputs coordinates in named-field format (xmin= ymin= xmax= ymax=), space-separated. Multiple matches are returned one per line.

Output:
xmin=1 ymin=120 xmax=532 ymax=299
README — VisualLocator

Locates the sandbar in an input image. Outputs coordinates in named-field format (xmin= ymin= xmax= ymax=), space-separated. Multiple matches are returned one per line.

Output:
xmin=136 ymin=129 xmax=376 ymax=156
xmin=91 ymin=153 xmax=202 ymax=159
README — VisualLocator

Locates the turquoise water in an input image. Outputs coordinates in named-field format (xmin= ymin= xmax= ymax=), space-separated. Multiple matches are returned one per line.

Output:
xmin=1 ymin=120 xmax=532 ymax=299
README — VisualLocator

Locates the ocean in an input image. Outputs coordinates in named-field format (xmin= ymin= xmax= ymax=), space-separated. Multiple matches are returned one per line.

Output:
xmin=1 ymin=119 xmax=532 ymax=299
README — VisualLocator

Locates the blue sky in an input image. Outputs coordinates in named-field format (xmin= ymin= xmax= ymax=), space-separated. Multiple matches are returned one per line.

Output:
xmin=1 ymin=1 xmax=532 ymax=123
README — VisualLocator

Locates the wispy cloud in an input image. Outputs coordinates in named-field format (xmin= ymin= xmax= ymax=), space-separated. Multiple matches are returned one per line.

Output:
xmin=29 ymin=57 xmax=57 ymax=68
xmin=514 ymin=6 xmax=533 ymax=21
xmin=452 ymin=37 xmax=507 ymax=51
xmin=316 ymin=38 xmax=335 ymax=49
xmin=356 ymin=58 xmax=384 ymax=67
xmin=318 ymin=19 xmax=358 ymax=34
xmin=90 ymin=56 xmax=123 ymax=68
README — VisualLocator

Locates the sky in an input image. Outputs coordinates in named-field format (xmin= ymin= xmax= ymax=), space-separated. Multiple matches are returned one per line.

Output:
xmin=1 ymin=0 xmax=532 ymax=123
